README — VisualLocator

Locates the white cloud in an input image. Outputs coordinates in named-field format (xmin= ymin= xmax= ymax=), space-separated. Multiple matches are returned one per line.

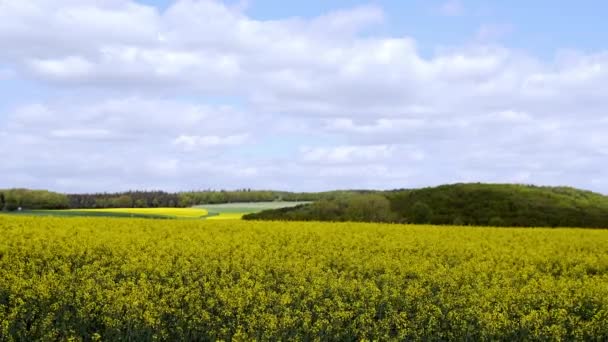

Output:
xmin=323 ymin=118 xmax=426 ymax=134
xmin=301 ymin=145 xmax=395 ymax=164
xmin=0 ymin=0 xmax=608 ymax=192
xmin=486 ymin=110 xmax=532 ymax=123
xmin=147 ymin=159 xmax=179 ymax=176
xmin=309 ymin=5 xmax=384 ymax=36
xmin=10 ymin=104 xmax=54 ymax=123
xmin=27 ymin=56 xmax=94 ymax=79
xmin=173 ymin=134 xmax=249 ymax=151
xmin=50 ymin=128 xmax=112 ymax=139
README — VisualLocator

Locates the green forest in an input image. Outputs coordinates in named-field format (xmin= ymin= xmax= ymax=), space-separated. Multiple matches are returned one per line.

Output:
xmin=244 ymin=183 xmax=608 ymax=228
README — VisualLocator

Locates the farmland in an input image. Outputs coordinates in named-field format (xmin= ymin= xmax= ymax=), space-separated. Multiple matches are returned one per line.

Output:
xmin=8 ymin=208 xmax=208 ymax=219
xmin=74 ymin=208 xmax=209 ymax=218
xmin=1 ymin=215 xmax=607 ymax=340
xmin=196 ymin=201 xmax=311 ymax=220
xmin=7 ymin=202 xmax=310 ymax=220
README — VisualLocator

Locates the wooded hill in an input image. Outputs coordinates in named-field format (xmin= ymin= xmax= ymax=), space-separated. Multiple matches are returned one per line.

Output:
xmin=244 ymin=183 xmax=608 ymax=228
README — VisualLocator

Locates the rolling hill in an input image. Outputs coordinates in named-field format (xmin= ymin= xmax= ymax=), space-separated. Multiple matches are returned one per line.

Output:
xmin=244 ymin=183 xmax=608 ymax=228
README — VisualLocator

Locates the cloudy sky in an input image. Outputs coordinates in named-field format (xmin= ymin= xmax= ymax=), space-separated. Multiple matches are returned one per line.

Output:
xmin=1 ymin=0 xmax=607 ymax=193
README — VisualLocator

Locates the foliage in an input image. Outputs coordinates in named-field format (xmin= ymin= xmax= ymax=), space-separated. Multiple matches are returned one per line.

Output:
xmin=178 ymin=190 xmax=371 ymax=207
xmin=244 ymin=194 xmax=397 ymax=223
xmin=68 ymin=190 xmax=369 ymax=209
xmin=0 ymin=189 xmax=69 ymax=211
xmin=68 ymin=191 xmax=181 ymax=209
xmin=388 ymin=183 xmax=608 ymax=228
xmin=343 ymin=194 xmax=396 ymax=222
xmin=246 ymin=183 xmax=608 ymax=228
xmin=0 ymin=215 xmax=607 ymax=340
xmin=410 ymin=201 xmax=433 ymax=224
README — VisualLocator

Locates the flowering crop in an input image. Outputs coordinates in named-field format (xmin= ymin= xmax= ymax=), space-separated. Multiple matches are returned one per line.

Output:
xmin=0 ymin=215 xmax=607 ymax=340
xmin=65 ymin=208 xmax=208 ymax=218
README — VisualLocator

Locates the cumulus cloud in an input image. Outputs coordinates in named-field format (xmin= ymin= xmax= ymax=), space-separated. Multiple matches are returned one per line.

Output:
xmin=173 ymin=134 xmax=249 ymax=151
xmin=27 ymin=56 xmax=94 ymax=80
xmin=0 ymin=0 xmax=607 ymax=192
xmin=50 ymin=128 xmax=113 ymax=140
xmin=301 ymin=145 xmax=396 ymax=164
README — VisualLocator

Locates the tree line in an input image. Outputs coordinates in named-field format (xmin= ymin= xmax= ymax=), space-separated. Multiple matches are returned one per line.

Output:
xmin=68 ymin=190 xmax=368 ymax=209
xmin=68 ymin=191 xmax=182 ymax=209
xmin=244 ymin=183 xmax=608 ymax=228
xmin=0 ymin=189 xmax=70 ymax=211
xmin=1 ymin=188 xmax=370 ymax=211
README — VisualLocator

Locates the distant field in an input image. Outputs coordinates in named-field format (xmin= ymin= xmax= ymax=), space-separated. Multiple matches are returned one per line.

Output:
xmin=195 ymin=201 xmax=311 ymax=219
xmin=7 ymin=202 xmax=310 ymax=220
xmin=204 ymin=213 xmax=247 ymax=220
xmin=74 ymin=208 xmax=208 ymax=218
xmin=194 ymin=201 xmax=311 ymax=213
xmin=10 ymin=208 xmax=208 ymax=219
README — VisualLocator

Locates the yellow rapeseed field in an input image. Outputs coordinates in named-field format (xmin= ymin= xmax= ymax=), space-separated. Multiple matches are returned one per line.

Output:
xmin=205 ymin=213 xmax=245 ymax=220
xmin=1 ymin=215 xmax=607 ymax=340
xmin=68 ymin=207 xmax=208 ymax=218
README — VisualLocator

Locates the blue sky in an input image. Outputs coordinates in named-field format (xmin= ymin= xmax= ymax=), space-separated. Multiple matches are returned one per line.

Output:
xmin=140 ymin=0 xmax=608 ymax=56
xmin=1 ymin=0 xmax=608 ymax=193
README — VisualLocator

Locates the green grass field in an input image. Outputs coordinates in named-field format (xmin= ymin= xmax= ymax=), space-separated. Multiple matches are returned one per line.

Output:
xmin=1 ymin=215 xmax=607 ymax=340
xmin=194 ymin=201 xmax=311 ymax=212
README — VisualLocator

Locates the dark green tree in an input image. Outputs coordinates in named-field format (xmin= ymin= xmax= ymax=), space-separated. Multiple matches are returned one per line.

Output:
xmin=489 ymin=216 xmax=505 ymax=226
xmin=452 ymin=216 xmax=465 ymax=226
xmin=4 ymin=196 xmax=19 ymax=211
xmin=410 ymin=201 xmax=433 ymax=224
xmin=345 ymin=194 xmax=396 ymax=222
xmin=114 ymin=195 xmax=133 ymax=208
